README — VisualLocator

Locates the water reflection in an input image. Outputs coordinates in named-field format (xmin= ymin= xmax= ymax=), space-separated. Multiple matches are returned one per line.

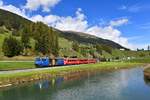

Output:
xmin=1 ymin=68 xmax=150 ymax=100
xmin=144 ymin=77 xmax=150 ymax=87
xmin=37 ymin=77 xmax=64 ymax=90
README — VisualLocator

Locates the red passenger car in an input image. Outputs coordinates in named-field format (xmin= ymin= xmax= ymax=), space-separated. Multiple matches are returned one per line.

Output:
xmin=64 ymin=58 xmax=96 ymax=65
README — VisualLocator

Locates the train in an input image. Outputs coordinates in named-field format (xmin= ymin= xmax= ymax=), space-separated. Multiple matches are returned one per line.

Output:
xmin=35 ymin=57 xmax=97 ymax=67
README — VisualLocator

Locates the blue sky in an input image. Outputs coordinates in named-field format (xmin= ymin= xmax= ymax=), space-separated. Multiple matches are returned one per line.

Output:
xmin=0 ymin=0 xmax=150 ymax=49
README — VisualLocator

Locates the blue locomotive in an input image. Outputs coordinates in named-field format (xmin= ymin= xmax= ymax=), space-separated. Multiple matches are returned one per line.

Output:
xmin=35 ymin=57 xmax=65 ymax=67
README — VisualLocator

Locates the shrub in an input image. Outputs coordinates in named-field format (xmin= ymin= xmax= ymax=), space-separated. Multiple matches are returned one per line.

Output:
xmin=2 ymin=36 xmax=23 ymax=57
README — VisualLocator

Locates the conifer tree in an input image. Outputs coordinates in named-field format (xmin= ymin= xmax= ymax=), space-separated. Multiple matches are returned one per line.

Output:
xmin=2 ymin=36 xmax=23 ymax=57
xmin=21 ymin=26 xmax=30 ymax=55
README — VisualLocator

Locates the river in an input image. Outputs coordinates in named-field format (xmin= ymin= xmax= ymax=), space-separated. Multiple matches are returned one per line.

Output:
xmin=0 ymin=67 xmax=150 ymax=100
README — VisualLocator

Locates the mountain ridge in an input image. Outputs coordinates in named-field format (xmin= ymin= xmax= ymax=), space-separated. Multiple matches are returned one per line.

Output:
xmin=0 ymin=9 xmax=128 ymax=50
xmin=59 ymin=31 xmax=128 ymax=50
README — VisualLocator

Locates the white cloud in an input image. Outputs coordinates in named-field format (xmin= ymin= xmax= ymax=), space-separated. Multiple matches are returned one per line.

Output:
xmin=54 ymin=8 xmax=88 ymax=32
xmin=0 ymin=0 xmax=3 ymax=6
xmin=31 ymin=15 xmax=44 ymax=22
xmin=0 ymin=0 xmax=27 ymax=18
xmin=119 ymin=4 xmax=150 ymax=13
xmin=110 ymin=18 xmax=128 ymax=27
xmin=31 ymin=8 xmax=133 ymax=49
xmin=119 ymin=5 xmax=127 ymax=10
xmin=31 ymin=8 xmax=88 ymax=31
xmin=128 ymin=4 xmax=142 ymax=13
xmin=25 ymin=0 xmax=61 ymax=12
xmin=86 ymin=26 xmax=133 ymax=49
xmin=0 ymin=0 xmax=135 ymax=49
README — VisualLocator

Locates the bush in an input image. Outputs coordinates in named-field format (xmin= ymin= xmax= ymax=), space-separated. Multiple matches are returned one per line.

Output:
xmin=96 ymin=44 xmax=102 ymax=55
xmin=72 ymin=41 xmax=79 ymax=52
xmin=101 ymin=45 xmax=112 ymax=54
xmin=0 ymin=27 xmax=5 ymax=34
xmin=2 ymin=36 xmax=23 ymax=57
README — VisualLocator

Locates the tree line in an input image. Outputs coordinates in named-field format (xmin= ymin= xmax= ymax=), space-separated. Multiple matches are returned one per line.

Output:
xmin=72 ymin=41 xmax=112 ymax=58
xmin=2 ymin=22 xmax=59 ymax=57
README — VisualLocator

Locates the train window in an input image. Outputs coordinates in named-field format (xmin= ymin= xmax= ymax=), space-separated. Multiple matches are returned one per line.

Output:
xmin=36 ymin=58 xmax=41 ymax=61
xmin=42 ymin=59 xmax=47 ymax=61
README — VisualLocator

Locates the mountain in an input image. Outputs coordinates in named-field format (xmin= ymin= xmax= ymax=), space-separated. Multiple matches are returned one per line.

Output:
xmin=59 ymin=31 xmax=128 ymax=50
xmin=0 ymin=9 xmax=31 ymax=30
xmin=0 ymin=9 xmax=128 ymax=50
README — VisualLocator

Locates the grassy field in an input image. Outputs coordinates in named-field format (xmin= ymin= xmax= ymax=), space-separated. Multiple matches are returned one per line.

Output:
xmin=0 ymin=56 xmax=149 ymax=71
xmin=0 ymin=62 xmax=143 ymax=79
xmin=0 ymin=61 xmax=35 ymax=71
xmin=126 ymin=57 xmax=150 ymax=63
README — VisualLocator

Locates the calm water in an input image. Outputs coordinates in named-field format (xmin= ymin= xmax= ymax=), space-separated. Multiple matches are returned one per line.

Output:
xmin=1 ymin=68 xmax=150 ymax=100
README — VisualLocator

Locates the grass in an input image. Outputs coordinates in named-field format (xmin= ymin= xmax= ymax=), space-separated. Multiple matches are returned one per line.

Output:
xmin=1 ymin=31 xmax=150 ymax=60
xmin=0 ymin=34 xmax=5 ymax=56
xmin=0 ymin=62 xmax=143 ymax=79
xmin=0 ymin=56 xmax=35 ymax=61
xmin=59 ymin=37 xmax=72 ymax=48
xmin=145 ymin=68 xmax=150 ymax=72
xmin=126 ymin=57 xmax=150 ymax=63
xmin=0 ymin=61 xmax=35 ymax=71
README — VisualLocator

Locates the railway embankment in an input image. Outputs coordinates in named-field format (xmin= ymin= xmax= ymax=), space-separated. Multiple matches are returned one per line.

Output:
xmin=0 ymin=62 xmax=143 ymax=88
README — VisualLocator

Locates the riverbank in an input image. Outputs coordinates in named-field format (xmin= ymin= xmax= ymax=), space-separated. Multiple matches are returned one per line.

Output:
xmin=144 ymin=64 xmax=150 ymax=80
xmin=1 ymin=57 xmax=150 ymax=71
xmin=0 ymin=62 xmax=143 ymax=88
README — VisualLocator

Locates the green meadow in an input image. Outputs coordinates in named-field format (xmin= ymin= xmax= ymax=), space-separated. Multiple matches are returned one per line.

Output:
xmin=0 ymin=62 xmax=143 ymax=79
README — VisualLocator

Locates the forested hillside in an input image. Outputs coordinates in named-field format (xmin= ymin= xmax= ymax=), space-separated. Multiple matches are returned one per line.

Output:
xmin=0 ymin=9 xmax=31 ymax=31
xmin=0 ymin=9 xmax=59 ymax=57
xmin=0 ymin=9 xmax=137 ymax=60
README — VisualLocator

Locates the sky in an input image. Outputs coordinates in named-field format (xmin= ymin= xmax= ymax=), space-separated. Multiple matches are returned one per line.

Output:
xmin=0 ymin=0 xmax=150 ymax=50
